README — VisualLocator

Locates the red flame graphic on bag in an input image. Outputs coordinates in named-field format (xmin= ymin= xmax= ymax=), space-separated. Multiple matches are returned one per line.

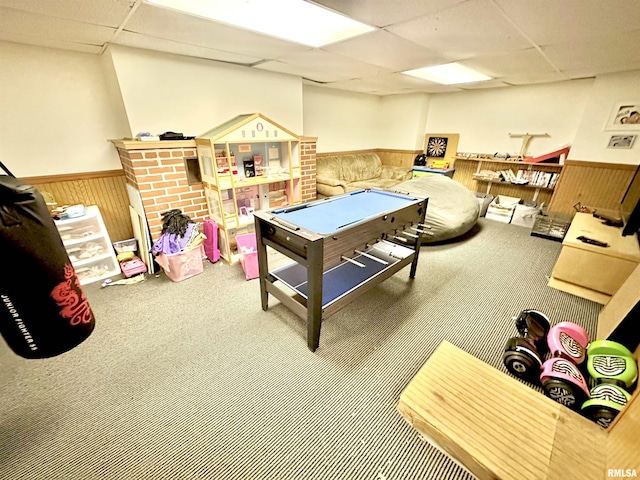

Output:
xmin=50 ymin=264 xmax=93 ymax=326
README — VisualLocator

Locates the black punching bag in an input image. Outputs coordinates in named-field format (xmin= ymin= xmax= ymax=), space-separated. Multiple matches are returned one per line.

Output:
xmin=0 ymin=165 xmax=95 ymax=358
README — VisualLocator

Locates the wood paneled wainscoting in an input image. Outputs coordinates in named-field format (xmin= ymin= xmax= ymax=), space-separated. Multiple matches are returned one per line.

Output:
xmin=547 ymin=160 xmax=638 ymax=214
xmin=451 ymin=157 xmax=637 ymax=215
xmin=21 ymin=170 xmax=133 ymax=242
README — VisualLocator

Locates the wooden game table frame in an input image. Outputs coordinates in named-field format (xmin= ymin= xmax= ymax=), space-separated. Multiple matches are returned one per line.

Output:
xmin=253 ymin=189 xmax=428 ymax=351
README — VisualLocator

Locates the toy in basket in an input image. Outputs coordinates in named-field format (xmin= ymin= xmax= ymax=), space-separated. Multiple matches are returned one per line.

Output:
xmin=113 ymin=239 xmax=147 ymax=278
xmin=151 ymin=210 xmax=207 ymax=282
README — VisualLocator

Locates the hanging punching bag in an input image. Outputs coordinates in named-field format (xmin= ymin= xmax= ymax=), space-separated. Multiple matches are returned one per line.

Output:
xmin=0 ymin=164 xmax=95 ymax=358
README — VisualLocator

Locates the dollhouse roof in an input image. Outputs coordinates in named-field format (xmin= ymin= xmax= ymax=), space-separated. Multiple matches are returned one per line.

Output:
xmin=198 ymin=113 xmax=299 ymax=143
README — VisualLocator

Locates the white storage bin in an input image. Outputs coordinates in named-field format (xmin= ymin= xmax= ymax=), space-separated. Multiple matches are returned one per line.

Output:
xmin=485 ymin=195 xmax=520 ymax=223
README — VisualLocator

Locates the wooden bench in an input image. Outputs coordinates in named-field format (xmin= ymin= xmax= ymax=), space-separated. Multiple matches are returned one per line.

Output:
xmin=398 ymin=265 xmax=640 ymax=480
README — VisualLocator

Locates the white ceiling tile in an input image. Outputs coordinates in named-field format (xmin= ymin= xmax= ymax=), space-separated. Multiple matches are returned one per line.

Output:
xmin=457 ymin=80 xmax=510 ymax=90
xmin=268 ymin=49 xmax=391 ymax=80
xmin=322 ymin=73 xmax=462 ymax=95
xmin=387 ymin=0 xmax=531 ymax=59
xmin=0 ymin=0 xmax=132 ymax=27
xmin=500 ymin=72 xmax=572 ymax=86
xmin=115 ymin=31 xmax=263 ymax=65
xmin=463 ymin=48 xmax=558 ymax=79
xmin=543 ymin=30 xmax=640 ymax=72
xmin=0 ymin=0 xmax=637 ymax=96
xmin=0 ymin=31 xmax=102 ymax=54
xmin=311 ymin=0 xmax=467 ymax=28
xmin=495 ymin=0 xmax=640 ymax=46
xmin=561 ymin=63 xmax=640 ymax=81
xmin=0 ymin=6 xmax=115 ymax=46
xmin=254 ymin=60 xmax=352 ymax=83
xmin=323 ymin=30 xmax=449 ymax=72
xmin=126 ymin=3 xmax=314 ymax=59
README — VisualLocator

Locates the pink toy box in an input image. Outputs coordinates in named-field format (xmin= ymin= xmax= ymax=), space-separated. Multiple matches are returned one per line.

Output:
xmin=236 ymin=233 xmax=259 ymax=280
xmin=120 ymin=257 xmax=147 ymax=278
xmin=156 ymin=243 xmax=205 ymax=282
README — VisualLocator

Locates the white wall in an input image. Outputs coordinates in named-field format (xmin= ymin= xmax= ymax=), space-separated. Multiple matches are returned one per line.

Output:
xmin=424 ymin=80 xmax=594 ymax=158
xmin=302 ymin=86 xmax=381 ymax=152
xmin=0 ymin=42 xmax=130 ymax=177
xmin=570 ymin=71 xmax=640 ymax=165
xmin=107 ymin=46 xmax=304 ymax=138
xmin=2 ymin=40 xmax=638 ymax=179
xmin=379 ymin=93 xmax=431 ymax=150
xmin=303 ymin=74 xmax=640 ymax=165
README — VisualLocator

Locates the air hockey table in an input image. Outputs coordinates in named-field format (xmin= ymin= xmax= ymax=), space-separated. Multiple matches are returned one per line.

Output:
xmin=253 ymin=189 xmax=428 ymax=351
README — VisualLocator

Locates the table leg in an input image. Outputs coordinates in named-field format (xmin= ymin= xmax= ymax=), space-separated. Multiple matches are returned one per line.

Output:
xmin=410 ymin=205 xmax=427 ymax=278
xmin=306 ymin=239 xmax=324 ymax=351
xmin=255 ymin=218 xmax=269 ymax=311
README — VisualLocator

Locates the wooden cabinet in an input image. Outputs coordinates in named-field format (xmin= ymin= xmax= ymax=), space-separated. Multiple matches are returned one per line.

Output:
xmin=196 ymin=113 xmax=302 ymax=263
xmin=55 ymin=205 xmax=120 ymax=285
xmin=548 ymin=213 xmax=640 ymax=304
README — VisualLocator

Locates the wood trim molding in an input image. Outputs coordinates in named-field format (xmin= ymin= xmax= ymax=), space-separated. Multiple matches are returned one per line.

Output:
xmin=317 ymin=148 xmax=421 ymax=157
xmin=110 ymin=139 xmax=196 ymax=150
xmin=564 ymin=160 xmax=638 ymax=170
xmin=20 ymin=169 xmax=125 ymax=184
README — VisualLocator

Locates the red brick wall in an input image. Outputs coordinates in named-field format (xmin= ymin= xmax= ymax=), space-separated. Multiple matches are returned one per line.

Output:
xmin=116 ymin=142 xmax=208 ymax=241
xmin=300 ymin=139 xmax=317 ymax=202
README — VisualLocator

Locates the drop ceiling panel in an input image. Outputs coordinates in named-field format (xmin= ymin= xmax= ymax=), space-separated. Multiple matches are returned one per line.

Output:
xmin=323 ymin=30 xmax=449 ymax=72
xmin=254 ymin=60 xmax=352 ymax=83
xmin=463 ymin=48 xmax=558 ymax=79
xmin=321 ymin=73 xmax=462 ymax=95
xmin=561 ymin=62 xmax=640 ymax=82
xmin=126 ymin=3 xmax=311 ymax=59
xmin=0 ymin=31 xmax=102 ymax=54
xmin=543 ymin=30 xmax=640 ymax=72
xmin=457 ymin=80 xmax=510 ymax=90
xmin=387 ymin=0 xmax=532 ymax=59
xmin=311 ymin=0 xmax=467 ymax=28
xmin=500 ymin=72 xmax=571 ymax=86
xmin=0 ymin=0 xmax=132 ymax=27
xmin=116 ymin=31 xmax=263 ymax=65
xmin=495 ymin=0 xmax=640 ymax=46
xmin=0 ymin=0 xmax=637 ymax=96
xmin=305 ymin=78 xmax=409 ymax=96
xmin=0 ymin=7 xmax=115 ymax=46
xmin=265 ymin=49 xmax=391 ymax=80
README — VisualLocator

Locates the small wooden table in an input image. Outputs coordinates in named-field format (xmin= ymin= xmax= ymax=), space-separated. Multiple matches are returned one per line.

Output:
xmin=548 ymin=213 xmax=640 ymax=304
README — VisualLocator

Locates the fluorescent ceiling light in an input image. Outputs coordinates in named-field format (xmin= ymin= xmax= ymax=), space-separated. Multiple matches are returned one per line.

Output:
xmin=403 ymin=63 xmax=492 ymax=85
xmin=145 ymin=0 xmax=375 ymax=47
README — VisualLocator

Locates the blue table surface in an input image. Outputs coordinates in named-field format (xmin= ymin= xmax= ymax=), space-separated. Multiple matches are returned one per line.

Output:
xmin=272 ymin=190 xmax=416 ymax=234
xmin=412 ymin=166 xmax=455 ymax=172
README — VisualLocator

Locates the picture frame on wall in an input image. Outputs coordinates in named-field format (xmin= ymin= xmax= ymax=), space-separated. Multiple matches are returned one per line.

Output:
xmin=607 ymin=135 xmax=636 ymax=149
xmin=605 ymin=102 xmax=640 ymax=130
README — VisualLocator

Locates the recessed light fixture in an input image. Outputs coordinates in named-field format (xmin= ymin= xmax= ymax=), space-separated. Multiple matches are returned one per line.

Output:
xmin=403 ymin=62 xmax=492 ymax=85
xmin=145 ymin=0 xmax=375 ymax=48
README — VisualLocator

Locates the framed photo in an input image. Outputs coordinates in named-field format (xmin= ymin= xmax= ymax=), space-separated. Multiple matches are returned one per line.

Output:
xmin=607 ymin=134 xmax=636 ymax=149
xmin=606 ymin=102 xmax=640 ymax=130
xmin=238 ymin=144 xmax=252 ymax=153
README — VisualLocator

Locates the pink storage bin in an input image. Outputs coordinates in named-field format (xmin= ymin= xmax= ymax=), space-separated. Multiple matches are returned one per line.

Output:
xmin=236 ymin=233 xmax=259 ymax=280
xmin=156 ymin=243 xmax=205 ymax=282
xmin=203 ymin=219 xmax=220 ymax=263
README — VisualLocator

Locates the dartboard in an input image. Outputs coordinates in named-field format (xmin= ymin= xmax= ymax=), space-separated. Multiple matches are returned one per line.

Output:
xmin=427 ymin=137 xmax=448 ymax=157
